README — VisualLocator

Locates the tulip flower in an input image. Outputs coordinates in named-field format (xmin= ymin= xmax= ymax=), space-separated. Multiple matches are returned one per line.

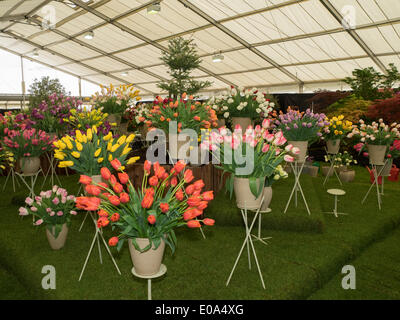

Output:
xmin=111 ymin=159 xmax=122 ymax=171
xmin=119 ymin=192 xmax=130 ymax=203
xmin=108 ymin=237 xmax=118 ymax=247
xmin=144 ymin=160 xmax=151 ymax=175
xmin=160 ymin=203 xmax=169 ymax=213
xmin=173 ymin=160 xmax=185 ymax=174
xmin=85 ymin=184 xmax=101 ymax=196
xmin=175 ymin=188 xmax=184 ymax=201
xmin=98 ymin=209 xmax=109 ymax=217
xmin=118 ymin=172 xmax=129 ymax=184
xmin=97 ymin=217 xmax=110 ymax=228
xmin=113 ymin=183 xmax=124 ymax=194
xmin=202 ymin=191 xmax=214 ymax=201
xmin=187 ymin=196 xmax=201 ymax=207
xmin=184 ymin=169 xmax=194 ymax=183
xmin=185 ymin=184 xmax=195 ymax=195
xmin=187 ymin=220 xmax=201 ymax=228
xmin=101 ymin=167 xmax=111 ymax=180
xmin=147 ymin=215 xmax=156 ymax=224
xmin=108 ymin=195 xmax=121 ymax=206
xmin=141 ymin=192 xmax=154 ymax=209
xmin=79 ymin=175 xmax=92 ymax=185
xmin=149 ymin=176 xmax=158 ymax=186
xmin=111 ymin=213 xmax=120 ymax=222
xmin=76 ymin=197 xmax=101 ymax=211
xmin=203 ymin=218 xmax=215 ymax=226
xmin=193 ymin=179 xmax=205 ymax=190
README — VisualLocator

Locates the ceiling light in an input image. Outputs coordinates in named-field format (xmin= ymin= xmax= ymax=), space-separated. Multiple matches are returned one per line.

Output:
xmin=121 ymin=71 xmax=128 ymax=76
xmin=147 ymin=2 xmax=161 ymax=14
xmin=84 ymin=31 xmax=94 ymax=40
xmin=212 ymin=53 xmax=224 ymax=63
xmin=32 ymin=49 xmax=39 ymax=57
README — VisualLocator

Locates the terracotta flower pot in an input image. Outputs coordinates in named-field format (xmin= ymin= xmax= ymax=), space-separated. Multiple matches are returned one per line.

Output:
xmin=326 ymin=139 xmax=341 ymax=154
xmin=339 ymin=170 xmax=355 ymax=183
xmin=367 ymin=144 xmax=387 ymax=165
xmin=232 ymin=117 xmax=252 ymax=130
xmin=233 ymin=177 xmax=263 ymax=210
xmin=287 ymin=140 xmax=308 ymax=162
xmin=46 ymin=224 xmax=69 ymax=250
xmin=260 ymin=186 xmax=273 ymax=211
xmin=128 ymin=238 xmax=165 ymax=276
xmin=377 ymin=159 xmax=393 ymax=177
xmin=19 ymin=157 xmax=41 ymax=174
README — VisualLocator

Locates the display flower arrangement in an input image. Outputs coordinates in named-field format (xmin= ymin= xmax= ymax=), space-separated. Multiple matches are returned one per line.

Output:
xmin=53 ymin=126 xmax=139 ymax=175
xmin=123 ymin=103 xmax=151 ymax=132
xmin=76 ymin=160 xmax=215 ymax=276
xmin=0 ymin=112 xmax=13 ymax=138
xmin=18 ymin=185 xmax=77 ymax=250
xmin=63 ymin=107 xmax=110 ymax=130
xmin=147 ymin=93 xmax=218 ymax=135
xmin=348 ymin=119 xmax=400 ymax=165
xmin=30 ymin=93 xmax=81 ymax=136
xmin=208 ymin=95 xmax=230 ymax=121
xmin=0 ymin=147 xmax=14 ymax=173
xmin=201 ymin=119 xmax=298 ymax=209
xmin=322 ymin=115 xmax=352 ymax=154
xmin=324 ymin=151 xmax=357 ymax=168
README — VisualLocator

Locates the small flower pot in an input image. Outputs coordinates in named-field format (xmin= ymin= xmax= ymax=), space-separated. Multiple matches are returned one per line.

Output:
xmin=367 ymin=144 xmax=387 ymax=165
xmin=119 ymin=122 xmax=129 ymax=135
xmin=339 ymin=169 xmax=355 ymax=183
xmin=307 ymin=165 xmax=319 ymax=177
xmin=233 ymin=177 xmax=263 ymax=210
xmin=260 ymin=186 xmax=273 ymax=211
xmin=326 ymin=139 xmax=341 ymax=154
xmin=377 ymin=159 xmax=393 ymax=177
xmin=107 ymin=113 xmax=122 ymax=127
xmin=287 ymin=140 xmax=308 ymax=162
xmin=231 ymin=117 xmax=252 ymax=130
xmin=321 ymin=166 xmax=334 ymax=177
xmin=46 ymin=224 xmax=69 ymax=250
xmin=19 ymin=157 xmax=41 ymax=174
xmin=128 ymin=238 xmax=165 ymax=276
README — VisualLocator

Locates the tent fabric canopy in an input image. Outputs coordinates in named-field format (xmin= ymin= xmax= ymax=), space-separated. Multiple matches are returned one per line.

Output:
xmin=1 ymin=0 xmax=400 ymax=97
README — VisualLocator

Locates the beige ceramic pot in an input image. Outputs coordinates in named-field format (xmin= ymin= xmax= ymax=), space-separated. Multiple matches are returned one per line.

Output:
xmin=46 ymin=224 xmax=69 ymax=250
xmin=260 ymin=186 xmax=273 ymax=212
xmin=307 ymin=165 xmax=319 ymax=177
xmin=326 ymin=139 xmax=341 ymax=154
xmin=107 ymin=113 xmax=122 ymax=127
xmin=367 ymin=144 xmax=387 ymax=165
xmin=19 ymin=157 xmax=41 ymax=174
xmin=339 ymin=170 xmax=355 ymax=183
xmin=128 ymin=238 xmax=165 ymax=276
xmin=321 ymin=166 xmax=334 ymax=177
xmin=231 ymin=117 xmax=252 ymax=130
xmin=287 ymin=140 xmax=308 ymax=162
xmin=233 ymin=177 xmax=263 ymax=210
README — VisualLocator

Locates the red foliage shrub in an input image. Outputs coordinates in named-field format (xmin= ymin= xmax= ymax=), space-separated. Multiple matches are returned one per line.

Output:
xmin=366 ymin=94 xmax=400 ymax=123
xmin=306 ymin=90 xmax=351 ymax=113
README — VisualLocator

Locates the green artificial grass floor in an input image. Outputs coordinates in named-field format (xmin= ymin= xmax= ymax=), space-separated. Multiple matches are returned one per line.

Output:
xmin=0 ymin=165 xmax=400 ymax=300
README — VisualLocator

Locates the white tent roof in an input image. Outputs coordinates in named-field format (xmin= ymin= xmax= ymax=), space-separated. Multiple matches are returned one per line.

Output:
xmin=1 ymin=0 xmax=400 ymax=97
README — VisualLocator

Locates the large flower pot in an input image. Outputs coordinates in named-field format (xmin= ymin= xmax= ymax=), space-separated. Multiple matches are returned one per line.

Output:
xmin=339 ymin=169 xmax=355 ymax=183
xmin=128 ymin=238 xmax=165 ymax=276
xmin=326 ymin=139 xmax=341 ymax=154
xmin=260 ymin=186 xmax=273 ymax=212
xmin=377 ymin=159 xmax=393 ymax=177
xmin=169 ymin=133 xmax=190 ymax=161
xmin=46 ymin=224 xmax=69 ymax=250
xmin=367 ymin=144 xmax=387 ymax=165
xmin=107 ymin=113 xmax=121 ymax=127
xmin=307 ymin=165 xmax=319 ymax=177
xmin=217 ymin=119 xmax=226 ymax=128
xmin=19 ymin=157 xmax=41 ymax=174
xmin=287 ymin=140 xmax=308 ymax=162
xmin=232 ymin=117 xmax=252 ymax=130
xmin=233 ymin=177 xmax=263 ymax=210
xmin=321 ymin=166 xmax=334 ymax=177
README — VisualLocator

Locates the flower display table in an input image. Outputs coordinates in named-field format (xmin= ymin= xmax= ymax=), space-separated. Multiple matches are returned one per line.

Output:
xmin=323 ymin=149 xmax=343 ymax=187
xmin=325 ymin=189 xmax=347 ymax=218
xmin=131 ymin=264 xmax=167 ymax=300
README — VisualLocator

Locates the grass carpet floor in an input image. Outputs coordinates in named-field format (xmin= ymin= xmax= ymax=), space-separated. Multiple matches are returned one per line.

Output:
xmin=0 ymin=165 xmax=400 ymax=300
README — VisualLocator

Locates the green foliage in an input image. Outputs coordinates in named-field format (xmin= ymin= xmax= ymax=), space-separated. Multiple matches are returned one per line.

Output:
xmin=28 ymin=76 xmax=68 ymax=109
xmin=326 ymin=95 xmax=372 ymax=123
xmin=158 ymin=37 xmax=211 ymax=98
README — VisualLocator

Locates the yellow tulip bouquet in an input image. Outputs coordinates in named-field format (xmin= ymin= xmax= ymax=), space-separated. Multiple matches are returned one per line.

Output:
xmin=322 ymin=115 xmax=353 ymax=141
xmin=53 ymin=126 xmax=139 ymax=176
xmin=64 ymin=107 xmax=110 ymax=129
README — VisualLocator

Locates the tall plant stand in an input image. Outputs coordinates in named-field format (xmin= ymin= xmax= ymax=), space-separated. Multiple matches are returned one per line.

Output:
xmin=284 ymin=159 xmax=311 ymax=215
xmin=16 ymin=170 xmax=42 ymax=223
xmin=251 ymin=208 xmax=272 ymax=246
xmin=361 ymin=160 xmax=388 ymax=210
xmin=41 ymin=152 xmax=62 ymax=189
xmin=226 ymin=199 xmax=266 ymax=289
xmin=131 ymin=264 xmax=167 ymax=300
xmin=323 ymin=149 xmax=342 ymax=186
xmin=2 ymin=166 xmax=20 ymax=192
xmin=78 ymin=212 xmax=121 ymax=281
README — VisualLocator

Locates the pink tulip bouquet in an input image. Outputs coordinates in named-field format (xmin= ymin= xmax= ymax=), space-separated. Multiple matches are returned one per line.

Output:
xmin=348 ymin=119 xmax=400 ymax=146
xmin=2 ymin=128 xmax=55 ymax=160
xmin=201 ymin=119 xmax=299 ymax=197
xmin=18 ymin=185 xmax=77 ymax=238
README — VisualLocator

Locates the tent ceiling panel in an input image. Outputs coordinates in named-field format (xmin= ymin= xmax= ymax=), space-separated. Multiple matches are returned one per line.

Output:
xmin=114 ymin=45 xmax=162 ymax=67
xmin=373 ymin=0 xmax=400 ymax=20
xmin=110 ymin=69 xmax=158 ymax=83
xmin=33 ymin=1 xmax=77 ymax=25
xmin=7 ymin=22 xmax=41 ymax=38
xmin=29 ymin=32 xmax=65 ymax=46
xmin=196 ymin=76 xmax=230 ymax=89
xmin=136 ymin=82 xmax=165 ymax=94
xmin=50 ymin=41 xmax=100 ymax=60
xmin=84 ymin=74 xmax=125 ymax=87
xmin=95 ymin=0 xmax=144 ymax=18
xmin=75 ymin=24 xmax=144 ymax=52
xmin=285 ymin=65 xmax=320 ymax=82
xmin=7 ymin=41 xmax=37 ymax=53
xmin=328 ymin=0 xmax=375 ymax=26
xmin=57 ymin=12 xmax=105 ymax=35
xmin=143 ymin=65 xmax=172 ymax=80
xmin=356 ymin=27 xmax=395 ymax=55
xmin=4 ymin=0 xmax=44 ymax=15
xmin=29 ymin=50 xmax=71 ymax=66
xmin=299 ymin=0 xmax=342 ymax=30
xmin=83 ymin=56 xmax=129 ymax=72
xmin=379 ymin=55 xmax=400 ymax=70
xmin=57 ymin=62 xmax=99 ymax=76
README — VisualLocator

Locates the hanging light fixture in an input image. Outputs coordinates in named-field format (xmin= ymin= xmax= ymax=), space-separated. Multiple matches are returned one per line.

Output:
xmin=32 ymin=49 xmax=39 ymax=57
xmin=121 ymin=71 xmax=128 ymax=76
xmin=212 ymin=52 xmax=224 ymax=63
xmin=84 ymin=31 xmax=94 ymax=40
xmin=147 ymin=2 xmax=161 ymax=14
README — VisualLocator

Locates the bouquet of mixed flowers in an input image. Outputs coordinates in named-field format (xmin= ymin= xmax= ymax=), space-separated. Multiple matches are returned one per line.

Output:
xmin=92 ymin=84 xmax=141 ymax=116
xmin=30 ymin=93 xmax=81 ymax=135
xmin=2 ymin=128 xmax=54 ymax=159
xmin=202 ymin=119 xmax=298 ymax=197
xmin=322 ymin=115 xmax=352 ymax=140
xmin=216 ymin=86 xmax=275 ymax=120
xmin=348 ymin=119 xmax=400 ymax=146
xmin=76 ymin=160 xmax=215 ymax=252
xmin=208 ymin=95 xmax=230 ymax=120
xmin=147 ymin=93 xmax=218 ymax=135
xmin=123 ymin=103 xmax=151 ymax=130
xmin=274 ymin=108 xmax=327 ymax=143
xmin=18 ymin=185 xmax=77 ymax=238
xmin=324 ymin=151 xmax=357 ymax=168
xmin=53 ymin=126 xmax=139 ymax=175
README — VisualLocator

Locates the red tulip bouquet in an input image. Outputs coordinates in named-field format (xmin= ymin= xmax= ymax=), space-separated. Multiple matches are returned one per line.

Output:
xmin=76 ymin=159 xmax=215 ymax=253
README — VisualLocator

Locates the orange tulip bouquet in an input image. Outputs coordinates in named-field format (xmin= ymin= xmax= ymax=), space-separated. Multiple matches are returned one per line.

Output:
xmin=76 ymin=159 xmax=215 ymax=257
